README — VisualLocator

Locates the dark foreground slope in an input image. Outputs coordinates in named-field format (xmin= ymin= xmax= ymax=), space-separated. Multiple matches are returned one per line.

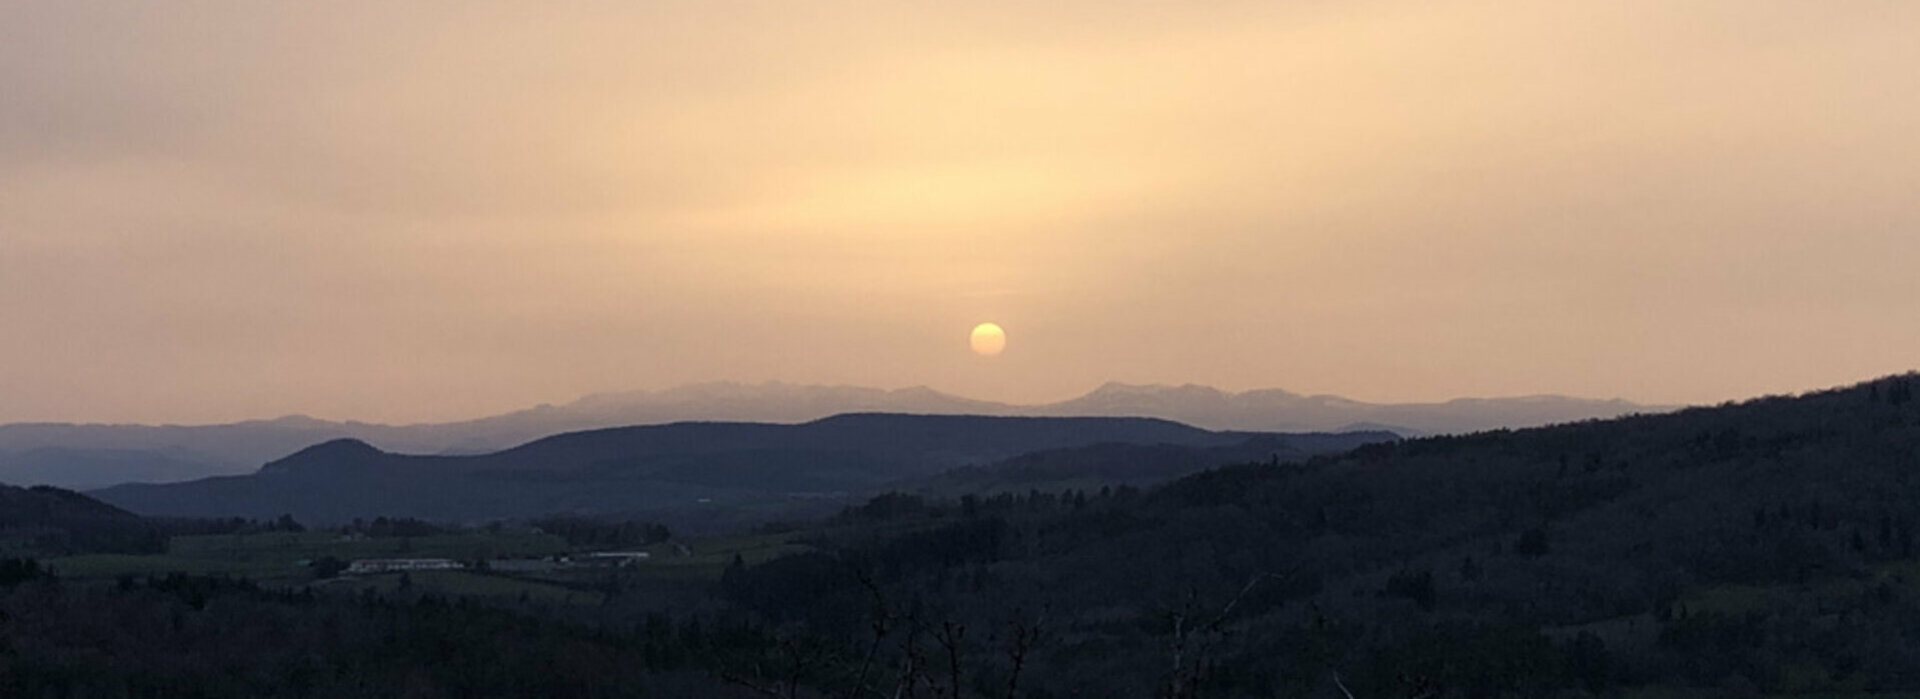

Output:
xmin=91 ymin=414 xmax=1370 ymax=528
xmin=706 ymin=374 xmax=1920 ymax=697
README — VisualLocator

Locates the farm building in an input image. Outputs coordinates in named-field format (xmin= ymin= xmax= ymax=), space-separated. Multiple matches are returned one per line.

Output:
xmin=574 ymin=551 xmax=651 ymax=568
xmin=489 ymin=557 xmax=562 ymax=572
xmin=345 ymin=558 xmax=464 ymax=574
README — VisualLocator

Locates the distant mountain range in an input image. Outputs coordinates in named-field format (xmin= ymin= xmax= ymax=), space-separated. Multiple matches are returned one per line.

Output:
xmin=0 ymin=382 xmax=1663 ymax=489
xmin=89 ymin=415 xmax=1390 ymax=530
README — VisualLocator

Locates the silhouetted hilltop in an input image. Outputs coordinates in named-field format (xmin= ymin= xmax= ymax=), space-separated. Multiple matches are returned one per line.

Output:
xmin=257 ymin=438 xmax=399 ymax=476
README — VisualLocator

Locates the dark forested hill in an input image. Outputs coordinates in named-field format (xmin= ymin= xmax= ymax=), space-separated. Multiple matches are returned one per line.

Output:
xmin=702 ymin=374 xmax=1920 ymax=698
xmin=89 ymin=414 xmax=1340 ymax=528
xmin=0 ymin=483 xmax=161 ymax=555
xmin=902 ymin=431 xmax=1395 ymax=496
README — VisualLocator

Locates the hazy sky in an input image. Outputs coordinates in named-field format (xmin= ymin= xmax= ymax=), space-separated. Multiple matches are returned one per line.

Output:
xmin=5 ymin=2 xmax=1919 ymax=424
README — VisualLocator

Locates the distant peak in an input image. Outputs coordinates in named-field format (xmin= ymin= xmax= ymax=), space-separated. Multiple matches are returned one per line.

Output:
xmin=259 ymin=437 xmax=385 ymax=474
xmin=1084 ymin=382 xmax=1228 ymax=398
xmin=267 ymin=438 xmax=386 ymax=467
xmin=256 ymin=414 xmax=334 ymax=428
xmin=890 ymin=385 xmax=966 ymax=400
xmin=1089 ymin=381 xmax=1172 ymax=394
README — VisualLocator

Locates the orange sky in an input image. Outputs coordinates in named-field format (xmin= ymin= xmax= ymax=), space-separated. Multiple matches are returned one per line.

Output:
xmin=4 ymin=2 xmax=1918 ymax=423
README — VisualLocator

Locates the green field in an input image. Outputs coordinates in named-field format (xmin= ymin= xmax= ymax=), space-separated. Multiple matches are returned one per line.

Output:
xmin=316 ymin=569 xmax=597 ymax=605
xmin=168 ymin=529 xmax=571 ymax=562
xmin=46 ymin=530 xmax=570 ymax=584
xmin=47 ymin=553 xmax=298 ymax=579
xmin=43 ymin=528 xmax=812 ymax=596
xmin=634 ymin=530 xmax=810 ymax=581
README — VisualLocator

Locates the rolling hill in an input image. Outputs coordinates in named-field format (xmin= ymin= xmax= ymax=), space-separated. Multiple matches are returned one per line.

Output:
xmin=89 ymin=414 xmax=1379 ymax=529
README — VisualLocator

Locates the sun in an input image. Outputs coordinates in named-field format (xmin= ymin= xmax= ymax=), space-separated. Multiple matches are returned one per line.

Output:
xmin=969 ymin=323 xmax=1006 ymax=357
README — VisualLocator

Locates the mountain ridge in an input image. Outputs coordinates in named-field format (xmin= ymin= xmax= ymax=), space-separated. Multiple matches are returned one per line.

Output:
xmin=2 ymin=382 xmax=1664 ymax=489
xmin=89 ymin=414 xmax=1387 ymax=529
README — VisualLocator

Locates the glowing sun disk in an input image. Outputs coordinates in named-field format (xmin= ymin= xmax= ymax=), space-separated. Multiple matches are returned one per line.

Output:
xmin=970 ymin=323 xmax=1006 ymax=356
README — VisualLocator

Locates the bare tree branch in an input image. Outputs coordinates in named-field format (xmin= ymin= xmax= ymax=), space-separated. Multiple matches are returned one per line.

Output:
xmin=934 ymin=619 xmax=967 ymax=699
xmin=1161 ymin=572 xmax=1291 ymax=699
xmin=1002 ymin=609 xmax=1045 ymax=699
xmin=1332 ymin=670 xmax=1357 ymax=699
xmin=844 ymin=565 xmax=896 ymax=699
xmin=718 ymin=662 xmax=791 ymax=699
